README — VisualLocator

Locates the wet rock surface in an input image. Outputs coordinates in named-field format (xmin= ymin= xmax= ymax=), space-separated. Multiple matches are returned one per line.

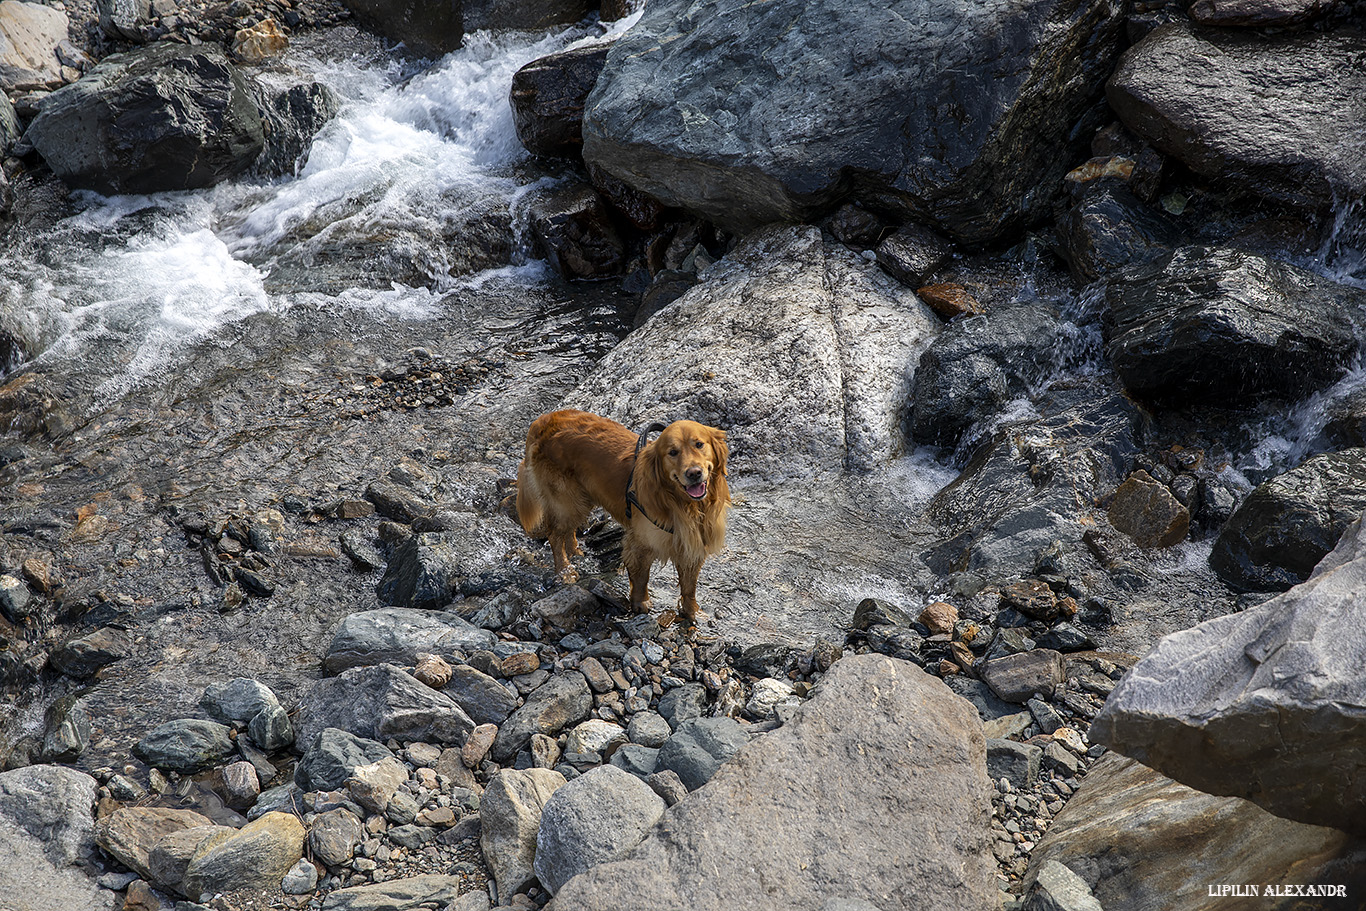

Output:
xmin=583 ymin=0 xmax=1127 ymax=242
xmin=3 ymin=1 xmax=1366 ymax=909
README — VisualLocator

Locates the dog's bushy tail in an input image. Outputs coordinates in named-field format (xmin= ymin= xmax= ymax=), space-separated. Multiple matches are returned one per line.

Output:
xmin=515 ymin=460 xmax=544 ymax=535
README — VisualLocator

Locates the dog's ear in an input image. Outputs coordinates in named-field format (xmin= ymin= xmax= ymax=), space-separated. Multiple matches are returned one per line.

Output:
xmin=709 ymin=427 xmax=729 ymax=477
xmin=644 ymin=430 xmax=670 ymax=491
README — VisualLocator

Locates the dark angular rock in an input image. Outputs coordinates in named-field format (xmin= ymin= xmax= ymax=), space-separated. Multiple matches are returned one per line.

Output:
xmin=980 ymin=650 xmax=1066 ymax=704
xmin=40 ymin=695 xmax=91 ymax=763
xmin=378 ymin=527 xmax=509 ymax=609
xmin=527 ymin=182 xmax=627 ymax=281
xmin=444 ymin=663 xmax=519 ymax=726
xmin=1107 ymin=23 xmax=1366 ymax=211
xmin=1000 ymin=579 xmax=1060 ymax=622
xmin=986 ymin=738 xmax=1041 ymax=788
xmin=851 ymin=598 xmax=912 ymax=631
xmin=1034 ymin=623 xmax=1097 ymax=653
xmin=492 ymin=671 xmax=592 ymax=762
xmin=657 ymin=683 xmax=707 ymax=731
xmin=825 ymin=203 xmax=885 ymax=248
xmin=1210 ymin=449 xmax=1366 ymax=592
xmin=655 ymin=716 xmax=748 ymax=791
xmin=1105 ymin=245 xmax=1361 ymax=406
xmin=909 ymin=305 xmax=1066 ymax=450
xmin=23 ymin=43 xmax=265 ymax=195
xmin=730 ymin=643 xmax=798 ymax=678
xmin=1055 ymin=180 xmax=1177 ymax=284
xmin=583 ymin=0 xmax=1128 ymax=243
xmin=295 ymin=664 xmax=475 ymax=748
xmin=875 ymin=224 xmax=952 ymax=288
xmin=323 ymin=607 xmax=497 ymax=673
xmin=510 ymin=43 xmax=612 ymax=159
xmin=252 ymin=79 xmax=341 ymax=178
xmin=49 ymin=626 xmax=131 ymax=679
xmin=133 ymin=719 xmax=236 ymax=775
xmin=1187 ymin=0 xmax=1338 ymax=26
xmin=944 ymin=676 xmax=1020 ymax=722
xmin=294 ymin=728 xmax=394 ymax=792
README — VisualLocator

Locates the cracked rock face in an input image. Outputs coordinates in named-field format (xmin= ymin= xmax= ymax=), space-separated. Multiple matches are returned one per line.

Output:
xmin=1091 ymin=516 xmax=1366 ymax=835
xmin=567 ymin=225 xmax=940 ymax=479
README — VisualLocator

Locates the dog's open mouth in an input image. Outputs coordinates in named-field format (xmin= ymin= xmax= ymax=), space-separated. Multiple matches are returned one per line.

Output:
xmin=685 ymin=481 xmax=707 ymax=499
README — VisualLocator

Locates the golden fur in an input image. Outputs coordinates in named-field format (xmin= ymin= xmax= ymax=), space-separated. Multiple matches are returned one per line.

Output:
xmin=515 ymin=409 xmax=731 ymax=620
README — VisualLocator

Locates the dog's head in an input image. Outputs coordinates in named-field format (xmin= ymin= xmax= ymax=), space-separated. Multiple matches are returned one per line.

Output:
xmin=651 ymin=420 xmax=728 ymax=501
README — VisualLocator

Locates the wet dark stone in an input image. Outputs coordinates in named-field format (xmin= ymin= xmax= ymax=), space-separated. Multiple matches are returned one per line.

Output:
xmin=252 ymin=79 xmax=342 ymax=178
xmin=378 ymin=526 xmax=510 ymax=609
xmin=1034 ymin=622 xmax=1098 ymax=653
xmin=49 ymin=626 xmax=131 ymax=679
xmin=657 ymin=683 xmax=708 ymax=731
xmin=864 ymin=625 xmax=925 ymax=664
xmin=133 ymin=719 xmax=236 ymax=774
xmin=23 ymin=43 xmax=265 ymax=195
xmin=875 ymin=224 xmax=953 ymax=288
xmin=1210 ymin=449 xmax=1366 ymax=592
xmin=729 ymin=643 xmax=798 ymax=678
xmin=510 ymin=43 xmax=612 ymax=159
xmin=528 ymin=183 xmax=628 ymax=281
xmin=1323 ymin=388 xmax=1366 ymax=449
xmin=340 ymin=0 xmax=462 ymax=57
xmin=1055 ymin=180 xmax=1178 ymax=284
xmin=40 ymin=695 xmax=91 ymax=763
xmin=825 ymin=203 xmax=886 ymax=248
xmin=1103 ymin=246 xmax=1361 ymax=406
xmin=909 ymin=304 xmax=1067 ymax=450
xmin=1107 ymin=22 xmax=1366 ymax=212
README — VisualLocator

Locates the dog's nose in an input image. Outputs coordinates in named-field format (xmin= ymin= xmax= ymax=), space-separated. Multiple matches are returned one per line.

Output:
xmin=685 ymin=467 xmax=704 ymax=482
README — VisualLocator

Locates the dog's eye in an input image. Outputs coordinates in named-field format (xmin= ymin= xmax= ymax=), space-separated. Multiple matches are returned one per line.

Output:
xmin=669 ymin=449 xmax=680 ymax=457
xmin=694 ymin=440 xmax=704 ymax=449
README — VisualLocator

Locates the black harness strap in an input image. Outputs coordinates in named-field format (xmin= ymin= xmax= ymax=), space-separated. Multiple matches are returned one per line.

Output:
xmin=625 ymin=421 xmax=672 ymax=534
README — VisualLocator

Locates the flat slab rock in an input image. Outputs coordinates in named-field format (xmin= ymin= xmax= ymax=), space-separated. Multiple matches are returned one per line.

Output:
xmin=548 ymin=653 xmax=997 ymax=911
xmin=1092 ymin=516 xmax=1366 ymax=834
xmin=1024 ymin=753 xmax=1366 ymax=910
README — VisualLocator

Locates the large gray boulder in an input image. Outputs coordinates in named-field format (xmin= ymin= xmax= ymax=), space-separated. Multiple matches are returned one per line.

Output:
xmin=1107 ymin=22 xmax=1366 ymax=212
xmin=1209 ymin=448 xmax=1366 ymax=592
xmin=1092 ymin=516 xmax=1366 ymax=834
xmin=582 ymin=0 xmax=1127 ymax=242
xmin=0 ymin=0 xmax=66 ymax=91
xmin=567 ymin=225 xmax=939 ymax=477
xmin=323 ymin=608 xmax=497 ymax=673
xmin=295 ymin=664 xmax=475 ymax=748
xmin=534 ymin=764 xmax=665 ymax=895
xmin=1023 ymin=754 xmax=1366 ymax=910
xmin=0 ymin=765 xmax=100 ymax=867
xmin=550 ymin=654 xmax=997 ymax=911
xmin=1103 ymin=246 xmax=1361 ymax=406
xmin=0 ymin=815 xmax=116 ymax=911
xmin=377 ymin=524 xmax=514 ymax=608
xmin=22 ymin=42 xmax=266 ymax=195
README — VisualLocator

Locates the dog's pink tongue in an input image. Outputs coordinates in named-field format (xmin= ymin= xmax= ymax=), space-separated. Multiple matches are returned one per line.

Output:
xmin=686 ymin=481 xmax=707 ymax=499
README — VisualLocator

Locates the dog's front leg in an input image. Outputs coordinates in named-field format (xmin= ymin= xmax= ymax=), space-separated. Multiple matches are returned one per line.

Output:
xmin=676 ymin=558 xmax=703 ymax=621
xmin=622 ymin=535 xmax=653 ymax=613
xmin=549 ymin=532 xmax=579 ymax=584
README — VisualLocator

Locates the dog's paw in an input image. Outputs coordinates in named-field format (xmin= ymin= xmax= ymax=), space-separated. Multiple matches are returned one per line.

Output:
xmin=557 ymin=566 xmax=580 ymax=584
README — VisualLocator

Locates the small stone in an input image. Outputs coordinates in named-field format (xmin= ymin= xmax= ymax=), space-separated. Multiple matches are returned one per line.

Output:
xmin=414 ymin=653 xmax=453 ymax=688
xmin=744 ymin=678 xmax=798 ymax=720
xmin=1042 ymin=740 xmax=1082 ymax=777
xmin=417 ymin=805 xmax=456 ymax=827
xmin=918 ymin=601 xmax=958 ymax=636
xmin=986 ymin=739 xmax=1041 ymax=789
xmin=385 ymin=790 xmax=420 ymax=825
xmin=564 ymin=719 xmax=627 ymax=757
xmin=530 ymin=732 xmax=562 ymax=770
xmin=578 ymin=656 xmax=614 ymax=694
xmin=999 ymin=580 xmax=1060 ymax=622
xmin=626 ymin=712 xmax=671 ymax=749
xmin=231 ymin=17 xmax=288 ymax=63
xmin=463 ymin=724 xmax=498 ymax=769
xmin=407 ymin=741 xmax=442 ymax=767
xmin=915 ymin=282 xmax=986 ymax=319
xmin=646 ymin=769 xmax=689 ymax=807
xmin=1107 ymin=469 xmax=1190 ymax=548
xmin=0 ymin=575 xmax=32 ymax=621
xmin=502 ymin=652 xmax=540 ymax=677
xmin=1052 ymin=727 xmax=1087 ymax=754
xmin=980 ymin=650 xmax=1066 ymax=704
xmin=347 ymin=757 xmax=409 ymax=816
xmin=282 ymin=858 xmax=319 ymax=894
xmin=1026 ymin=698 xmax=1064 ymax=735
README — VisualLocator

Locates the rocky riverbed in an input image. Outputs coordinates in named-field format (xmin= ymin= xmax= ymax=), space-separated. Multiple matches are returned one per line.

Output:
xmin=3 ymin=0 xmax=1366 ymax=909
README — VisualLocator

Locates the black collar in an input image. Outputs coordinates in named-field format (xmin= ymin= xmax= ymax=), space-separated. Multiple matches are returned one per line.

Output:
xmin=625 ymin=422 xmax=673 ymax=534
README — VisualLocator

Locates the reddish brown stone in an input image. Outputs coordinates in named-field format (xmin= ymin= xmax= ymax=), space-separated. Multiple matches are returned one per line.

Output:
xmin=915 ymin=282 xmax=986 ymax=319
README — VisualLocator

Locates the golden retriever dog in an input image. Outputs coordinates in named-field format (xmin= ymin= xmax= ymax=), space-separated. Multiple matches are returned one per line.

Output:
xmin=515 ymin=409 xmax=730 ymax=621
